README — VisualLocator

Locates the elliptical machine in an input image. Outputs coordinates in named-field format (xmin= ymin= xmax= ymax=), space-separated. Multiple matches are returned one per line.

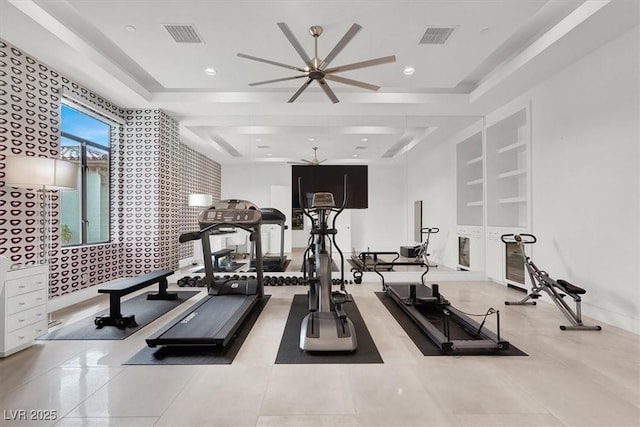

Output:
xmin=298 ymin=176 xmax=357 ymax=352
xmin=502 ymin=233 xmax=601 ymax=331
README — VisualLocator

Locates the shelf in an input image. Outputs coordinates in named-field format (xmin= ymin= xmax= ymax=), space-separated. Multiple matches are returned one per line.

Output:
xmin=466 ymin=156 xmax=483 ymax=165
xmin=498 ymin=197 xmax=527 ymax=204
xmin=466 ymin=178 xmax=483 ymax=186
xmin=497 ymin=140 xmax=526 ymax=154
xmin=467 ymin=201 xmax=484 ymax=207
xmin=498 ymin=169 xmax=526 ymax=179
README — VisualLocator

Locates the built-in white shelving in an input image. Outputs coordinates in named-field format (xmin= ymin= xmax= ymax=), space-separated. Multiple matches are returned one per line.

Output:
xmin=498 ymin=169 xmax=526 ymax=179
xmin=466 ymin=156 xmax=483 ymax=165
xmin=486 ymin=106 xmax=530 ymax=228
xmin=456 ymin=126 xmax=484 ymax=227
xmin=498 ymin=197 xmax=527 ymax=204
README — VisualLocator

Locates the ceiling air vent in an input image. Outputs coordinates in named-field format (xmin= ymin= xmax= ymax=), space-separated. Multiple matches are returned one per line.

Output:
xmin=163 ymin=24 xmax=204 ymax=43
xmin=419 ymin=26 xmax=456 ymax=45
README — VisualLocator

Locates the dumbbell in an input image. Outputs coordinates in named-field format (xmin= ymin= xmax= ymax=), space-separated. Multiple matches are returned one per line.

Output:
xmin=177 ymin=276 xmax=190 ymax=287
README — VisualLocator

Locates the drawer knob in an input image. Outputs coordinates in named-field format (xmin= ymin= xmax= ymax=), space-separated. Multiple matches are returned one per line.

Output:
xmin=18 ymin=285 xmax=26 ymax=289
xmin=18 ymin=302 xmax=25 ymax=306
xmin=18 ymin=336 xmax=25 ymax=340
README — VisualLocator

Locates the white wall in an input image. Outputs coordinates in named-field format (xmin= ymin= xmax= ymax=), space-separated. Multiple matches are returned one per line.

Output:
xmin=405 ymin=135 xmax=460 ymax=269
xmin=402 ymin=26 xmax=639 ymax=333
xmin=522 ymin=26 xmax=639 ymax=332
xmin=350 ymin=163 xmax=407 ymax=253
xmin=222 ymin=162 xmax=407 ymax=253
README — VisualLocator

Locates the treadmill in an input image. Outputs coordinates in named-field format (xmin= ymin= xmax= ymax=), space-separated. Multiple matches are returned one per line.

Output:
xmin=146 ymin=199 xmax=264 ymax=348
xmin=250 ymin=208 xmax=288 ymax=272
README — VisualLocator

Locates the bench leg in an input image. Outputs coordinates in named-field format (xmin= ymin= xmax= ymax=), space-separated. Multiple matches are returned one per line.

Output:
xmin=94 ymin=294 xmax=137 ymax=329
xmin=147 ymin=277 xmax=178 ymax=301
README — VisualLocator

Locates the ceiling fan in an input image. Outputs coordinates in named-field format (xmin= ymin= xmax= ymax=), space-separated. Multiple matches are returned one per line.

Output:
xmin=237 ymin=22 xmax=396 ymax=103
xmin=288 ymin=147 xmax=327 ymax=165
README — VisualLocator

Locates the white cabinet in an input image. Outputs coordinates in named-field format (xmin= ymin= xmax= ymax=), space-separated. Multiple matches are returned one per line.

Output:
xmin=1 ymin=260 xmax=48 ymax=358
xmin=457 ymin=226 xmax=484 ymax=272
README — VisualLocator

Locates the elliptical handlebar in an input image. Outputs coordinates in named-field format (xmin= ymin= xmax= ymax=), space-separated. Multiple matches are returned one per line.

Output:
xmin=421 ymin=227 xmax=440 ymax=234
xmin=501 ymin=233 xmax=537 ymax=244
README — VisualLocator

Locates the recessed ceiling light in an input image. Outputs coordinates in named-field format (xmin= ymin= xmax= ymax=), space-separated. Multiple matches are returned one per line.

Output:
xmin=360 ymin=138 xmax=368 ymax=142
xmin=267 ymin=153 xmax=273 ymax=156
xmin=403 ymin=66 xmax=415 ymax=76
xmin=308 ymin=138 xmax=315 ymax=142
xmin=125 ymin=25 xmax=137 ymax=32
xmin=255 ymin=138 xmax=262 ymax=142
xmin=204 ymin=67 xmax=217 ymax=76
xmin=352 ymin=154 xmax=358 ymax=158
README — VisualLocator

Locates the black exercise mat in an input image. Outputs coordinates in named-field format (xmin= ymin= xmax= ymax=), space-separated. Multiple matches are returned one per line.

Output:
xmin=375 ymin=292 xmax=527 ymax=356
xmin=275 ymin=294 xmax=383 ymax=364
xmin=299 ymin=259 xmax=340 ymax=273
xmin=123 ymin=295 xmax=270 ymax=365
xmin=37 ymin=291 xmax=199 ymax=341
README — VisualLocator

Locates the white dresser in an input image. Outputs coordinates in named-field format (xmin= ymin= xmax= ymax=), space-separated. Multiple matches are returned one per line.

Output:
xmin=0 ymin=257 xmax=48 ymax=357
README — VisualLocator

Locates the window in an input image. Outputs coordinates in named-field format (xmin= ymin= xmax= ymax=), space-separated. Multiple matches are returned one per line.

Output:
xmin=59 ymin=104 xmax=111 ymax=246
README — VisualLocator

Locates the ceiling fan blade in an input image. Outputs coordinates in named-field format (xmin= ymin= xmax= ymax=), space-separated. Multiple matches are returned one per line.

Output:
xmin=319 ymin=23 xmax=362 ymax=70
xmin=277 ymin=22 xmax=313 ymax=68
xmin=237 ymin=53 xmax=307 ymax=72
xmin=288 ymin=78 xmax=313 ymax=103
xmin=319 ymin=159 xmax=328 ymax=164
xmin=301 ymin=159 xmax=314 ymax=164
xmin=249 ymin=74 xmax=309 ymax=87
xmin=318 ymin=79 xmax=339 ymax=104
xmin=325 ymin=55 xmax=397 ymax=74
xmin=325 ymin=74 xmax=380 ymax=91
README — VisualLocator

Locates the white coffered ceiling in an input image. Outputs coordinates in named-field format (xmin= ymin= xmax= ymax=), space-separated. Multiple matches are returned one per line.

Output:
xmin=0 ymin=0 xmax=637 ymax=164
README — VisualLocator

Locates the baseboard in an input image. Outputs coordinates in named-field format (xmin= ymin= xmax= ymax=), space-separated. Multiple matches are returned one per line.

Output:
xmin=48 ymin=286 xmax=100 ymax=312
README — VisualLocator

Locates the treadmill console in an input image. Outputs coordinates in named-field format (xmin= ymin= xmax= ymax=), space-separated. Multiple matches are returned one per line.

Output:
xmin=311 ymin=192 xmax=335 ymax=209
xmin=198 ymin=199 xmax=262 ymax=226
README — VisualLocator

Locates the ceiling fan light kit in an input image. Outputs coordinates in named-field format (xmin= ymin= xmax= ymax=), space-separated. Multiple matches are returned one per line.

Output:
xmin=238 ymin=22 xmax=396 ymax=103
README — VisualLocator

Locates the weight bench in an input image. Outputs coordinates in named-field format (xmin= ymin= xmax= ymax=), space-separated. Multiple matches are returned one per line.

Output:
xmin=212 ymin=248 xmax=235 ymax=272
xmin=95 ymin=270 xmax=176 ymax=329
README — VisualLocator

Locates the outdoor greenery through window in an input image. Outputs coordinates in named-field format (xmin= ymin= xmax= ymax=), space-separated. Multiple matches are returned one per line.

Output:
xmin=60 ymin=103 xmax=111 ymax=246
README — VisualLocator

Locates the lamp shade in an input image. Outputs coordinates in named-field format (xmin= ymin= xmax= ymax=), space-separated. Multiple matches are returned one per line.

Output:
xmin=188 ymin=193 xmax=213 ymax=207
xmin=4 ymin=156 xmax=78 ymax=190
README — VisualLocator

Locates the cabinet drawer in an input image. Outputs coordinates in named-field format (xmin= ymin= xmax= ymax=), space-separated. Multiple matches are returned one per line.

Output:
xmin=7 ymin=305 xmax=47 ymax=333
xmin=6 ymin=275 xmax=47 ymax=297
xmin=30 ymin=319 xmax=48 ymax=339
xmin=6 ymin=327 xmax=35 ymax=350
xmin=7 ymin=291 xmax=47 ymax=315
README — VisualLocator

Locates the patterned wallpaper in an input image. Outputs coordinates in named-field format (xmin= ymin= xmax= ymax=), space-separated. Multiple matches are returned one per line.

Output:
xmin=178 ymin=146 xmax=222 ymax=260
xmin=0 ymin=39 xmax=221 ymax=297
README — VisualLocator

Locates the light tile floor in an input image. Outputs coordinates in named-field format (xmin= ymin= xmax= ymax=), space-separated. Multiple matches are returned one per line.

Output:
xmin=1 ymin=273 xmax=639 ymax=427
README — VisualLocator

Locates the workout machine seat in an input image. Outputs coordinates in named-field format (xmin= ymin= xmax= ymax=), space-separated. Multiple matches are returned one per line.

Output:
xmin=556 ymin=279 xmax=586 ymax=295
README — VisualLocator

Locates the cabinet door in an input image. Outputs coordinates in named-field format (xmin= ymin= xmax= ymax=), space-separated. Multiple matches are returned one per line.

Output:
xmin=486 ymin=230 xmax=504 ymax=282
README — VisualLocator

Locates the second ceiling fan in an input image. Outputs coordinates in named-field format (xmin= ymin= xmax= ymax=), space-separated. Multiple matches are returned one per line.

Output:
xmin=238 ymin=22 xmax=396 ymax=103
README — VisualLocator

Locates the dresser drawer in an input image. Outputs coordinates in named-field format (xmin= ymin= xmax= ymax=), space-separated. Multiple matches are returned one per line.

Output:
xmin=30 ymin=319 xmax=48 ymax=339
xmin=6 ymin=275 xmax=47 ymax=298
xmin=6 ymin=327 xmax=35 ymax=350
xmin=7 ymin=291 xmax=47 ymax=315
xmin=7 ymin=305 xmax=47 ymax=333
